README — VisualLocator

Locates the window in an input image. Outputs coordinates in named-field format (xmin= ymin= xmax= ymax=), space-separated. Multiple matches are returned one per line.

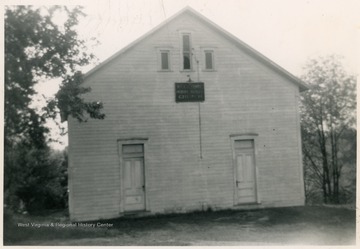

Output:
xmin=160 ymin=51 xmax=170 ymax=70
xmin=204 ymin=50 xmax=214 ymax=70
xmin=201 ymin=47 xmax=216 ymax=71
xmin=182 ymin=34 xmax=192 ymax=70
xmin=157 ymin=49 xmax=171 ymax=71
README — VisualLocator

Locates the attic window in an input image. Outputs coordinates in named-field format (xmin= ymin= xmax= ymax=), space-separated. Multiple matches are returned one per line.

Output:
xmin=161 ymin=50 xmax=170 ymax=70
xmin=157 ymin=48 xmax=172 ymax=71
xmin=182 ymin=34 xmax=192 ymax=70
xmin=205 ymin=50 xmax=214 ymax=70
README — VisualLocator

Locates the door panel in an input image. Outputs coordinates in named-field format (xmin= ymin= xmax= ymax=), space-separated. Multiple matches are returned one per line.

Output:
xmin=124 ymin=160 xmax=132 ymax=189
xmin=122 ymin=145 xmax=145 ymax=212
xmin=134 ymin=160 xmax=142 ymax=188
xmin=234 ymin=140 xmax=257 ymax=204
xmin=236 ymin=155 xmax=244 ymax=182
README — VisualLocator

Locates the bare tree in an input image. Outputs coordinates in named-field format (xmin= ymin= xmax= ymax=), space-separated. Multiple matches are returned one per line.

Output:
xmin=300 ymin=55 xmax=356 ymax=204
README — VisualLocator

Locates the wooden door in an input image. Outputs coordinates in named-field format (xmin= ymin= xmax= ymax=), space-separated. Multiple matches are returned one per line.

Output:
xmin=122 ymin=144 xmax=145 ymax=212
xmin=234 ymin=140 xmax=257 ymax=204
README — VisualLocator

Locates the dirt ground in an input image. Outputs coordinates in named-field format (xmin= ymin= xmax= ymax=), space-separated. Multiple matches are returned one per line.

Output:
xmin=3 ymin=205 xmax=356 ymax=246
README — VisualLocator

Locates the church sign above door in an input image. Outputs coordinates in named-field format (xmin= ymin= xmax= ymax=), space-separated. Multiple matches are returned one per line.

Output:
xmin=175 ymin=82 xmax=205 ymax=102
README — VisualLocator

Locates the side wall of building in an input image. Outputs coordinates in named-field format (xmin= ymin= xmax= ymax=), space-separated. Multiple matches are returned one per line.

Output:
xmin=68 ymin=13 xmax=305 ymax=221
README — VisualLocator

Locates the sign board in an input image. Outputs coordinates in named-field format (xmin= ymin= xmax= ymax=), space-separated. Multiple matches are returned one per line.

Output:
xmin=175 ymin=82 xmax=205 ymax=102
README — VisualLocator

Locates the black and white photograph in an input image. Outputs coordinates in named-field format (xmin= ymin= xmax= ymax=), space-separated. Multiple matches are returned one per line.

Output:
xmin=2 ymin=0 xmax=357 ymax=246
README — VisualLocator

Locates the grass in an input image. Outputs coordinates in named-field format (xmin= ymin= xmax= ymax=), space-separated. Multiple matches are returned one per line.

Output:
xmin=3 ymin=205 xmax=356 ymax=246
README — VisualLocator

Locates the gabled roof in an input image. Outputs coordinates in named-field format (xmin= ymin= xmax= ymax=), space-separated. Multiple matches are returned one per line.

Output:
xmin=85 ymin=6 xmax=308 ymax=91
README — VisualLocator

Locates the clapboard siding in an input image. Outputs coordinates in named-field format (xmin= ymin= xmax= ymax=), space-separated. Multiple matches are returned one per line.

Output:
xmin=68 ymin=11 xmax=305 ymax=221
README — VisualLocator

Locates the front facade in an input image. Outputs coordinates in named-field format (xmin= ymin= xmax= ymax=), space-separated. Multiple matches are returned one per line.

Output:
xmin=68 ymin=7 xmax=306 ymax=221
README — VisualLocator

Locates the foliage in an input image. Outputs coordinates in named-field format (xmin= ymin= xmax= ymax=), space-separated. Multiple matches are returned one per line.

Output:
xmin=5 ymin=146 xmax=68 ymax=212
xmin=4 ymin=5 xmax=104 ymax=212
xmin=5 ymin=5 xmax=104 ymax=142
xmin=300 ymin=55 xmax=356 ymax=204
xmin=46 ymin=71 xmax=105 ymax=122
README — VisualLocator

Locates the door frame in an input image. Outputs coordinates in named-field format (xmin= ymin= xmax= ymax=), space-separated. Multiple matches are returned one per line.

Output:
xmin=117 ymin=138 xmax=149 ymax=213
xmin=229 ymin=134 xmax=260 ymax=205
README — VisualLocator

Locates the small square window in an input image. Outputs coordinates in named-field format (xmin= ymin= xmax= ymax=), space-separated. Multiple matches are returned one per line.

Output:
xmin=205 ymin=50 xmax=214 ymax=70
xmin=158 ymin=50 xmax=171 ymax=71
xmin=161 ymin=51 xmax=169 ymax=70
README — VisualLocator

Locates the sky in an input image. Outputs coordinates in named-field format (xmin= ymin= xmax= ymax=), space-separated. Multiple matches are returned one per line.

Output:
xmin=3 ymin=0 xmax=359 ymax=149
xmin=82 ymin=0 xmax=359 ymax=74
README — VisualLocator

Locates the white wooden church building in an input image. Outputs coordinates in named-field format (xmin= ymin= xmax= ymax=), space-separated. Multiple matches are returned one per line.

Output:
xmin=67 ymin=7 xmax=307 ymax=221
